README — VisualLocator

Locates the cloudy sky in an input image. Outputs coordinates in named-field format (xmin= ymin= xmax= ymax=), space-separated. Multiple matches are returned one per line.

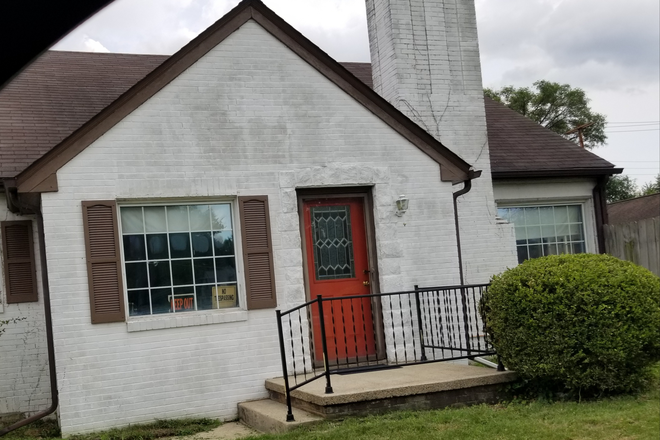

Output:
xmin=54 ymin=0 xmax=659 ymax=187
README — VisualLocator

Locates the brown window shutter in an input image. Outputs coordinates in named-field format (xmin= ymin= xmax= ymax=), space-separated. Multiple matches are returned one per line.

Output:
xmin=1 ymin=221 xmax=38 ymax=303
xmin=82 ymin=201 xmax=125 ymax=323
xmin=239 ymin=196 xmax=277 ymax=309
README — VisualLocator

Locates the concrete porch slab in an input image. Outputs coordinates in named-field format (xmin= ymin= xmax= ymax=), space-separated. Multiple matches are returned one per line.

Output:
xmin=267 ymin=362 xmax=516 ymax=406
xmin=266 ymin=363 xmax=517 ymax=418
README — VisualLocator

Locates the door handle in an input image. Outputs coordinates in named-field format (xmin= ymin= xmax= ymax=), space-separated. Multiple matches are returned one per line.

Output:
xmin=363 ymin=281 xmax=370 ymax=286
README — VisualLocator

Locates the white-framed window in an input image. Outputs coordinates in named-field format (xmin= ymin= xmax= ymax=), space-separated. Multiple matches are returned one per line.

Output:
xmin=497 ymin=204 xmax=587 ymax=264
xmin=119 ymin=202 xmax=238 ymax=317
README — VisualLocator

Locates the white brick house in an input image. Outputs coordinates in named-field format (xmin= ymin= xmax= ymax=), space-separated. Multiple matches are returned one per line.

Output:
xmin=0 ymin=0 xmax=619 ymax=435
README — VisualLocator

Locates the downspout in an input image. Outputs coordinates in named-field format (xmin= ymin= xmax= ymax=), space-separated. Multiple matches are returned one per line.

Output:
xmin=452 ymin=170 xmax=480 ymax=285
xmin=452 ymin=172 xmax=506 ymax=371
xmin=453 ymin=175 xmax=474 ymax=361
xmin=592 ymin=176 xmax=609 ymax=254
xmin=0 ymin=191 xmax=58 ymax=436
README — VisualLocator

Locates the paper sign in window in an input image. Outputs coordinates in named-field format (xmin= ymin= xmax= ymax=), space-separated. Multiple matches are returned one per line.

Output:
xmin=212 ymin=285 xmax=237 ymax=308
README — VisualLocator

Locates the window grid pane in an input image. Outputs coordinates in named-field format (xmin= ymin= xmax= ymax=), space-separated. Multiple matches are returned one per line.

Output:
xmin=122 ymin=203 xmax=237 ymax=316
xmin=499 ymin=204 xmax=586 ymax=264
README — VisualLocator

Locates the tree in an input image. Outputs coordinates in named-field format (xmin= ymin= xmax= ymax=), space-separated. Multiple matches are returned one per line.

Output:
xmin=485 ymin=80 xmax=607 ymax=149
xmin=606 ymin=175 xmax=638 ymax=203
xmin=640 ymin=174 xmax=660 ymax=196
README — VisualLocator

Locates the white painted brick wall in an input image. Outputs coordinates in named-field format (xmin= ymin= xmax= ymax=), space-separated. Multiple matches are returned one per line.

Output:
xmin=366 ymin=0 xmax=518 ymax=282
xmin=0 ymin=194 xmax=52 ymax=417
xmin=42 ymin=20 xmax=472 ymax=435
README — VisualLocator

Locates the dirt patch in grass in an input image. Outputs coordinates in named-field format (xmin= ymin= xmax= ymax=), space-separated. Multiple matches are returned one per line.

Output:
xmin=69 ymin=418 xmax=221 ymax=440
xmin=1 ymin=418 xmax=220 ymax=440
xmin=1 ymin=419 xmax=61 ymax=439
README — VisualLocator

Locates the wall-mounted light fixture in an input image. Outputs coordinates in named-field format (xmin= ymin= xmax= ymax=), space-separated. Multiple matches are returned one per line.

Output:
xmin=395 ymin=195 xmax=409 ymax=217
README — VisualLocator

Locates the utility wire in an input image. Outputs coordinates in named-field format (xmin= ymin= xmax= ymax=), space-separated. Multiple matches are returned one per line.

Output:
xmin=605 ymin=123 xmax=659 ymax=128
xmin=605 ymin=128 xmax=660 ymax=133
xmin=606 ymin=120 xmax=659 ymax=124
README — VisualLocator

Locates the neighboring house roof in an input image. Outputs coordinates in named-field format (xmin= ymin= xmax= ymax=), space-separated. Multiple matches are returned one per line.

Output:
xmin=0 ymin=0 xmax=472 ymax=193
xmin=607 ymin=193 xmax=660 ymax=225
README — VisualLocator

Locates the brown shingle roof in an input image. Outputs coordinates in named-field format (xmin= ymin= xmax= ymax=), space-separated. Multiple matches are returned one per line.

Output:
xmin=0 ymin=51 xmax=167 ymax=178
xmin=607 ymin=193 xmax=660 ymax=224
xmin=0 ymin=54 xmax=616 ymax=180
xmin=341 ymin=62 xmax=373 ymax=89
xmin=483 ymin=96 xmax=617 ymax=177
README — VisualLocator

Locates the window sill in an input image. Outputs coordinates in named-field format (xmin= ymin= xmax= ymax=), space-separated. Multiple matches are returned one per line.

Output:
xmin=126 ymin=309 xmax=248 ymax=332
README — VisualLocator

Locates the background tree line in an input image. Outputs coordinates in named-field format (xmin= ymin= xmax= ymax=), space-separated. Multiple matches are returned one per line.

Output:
xmin=606 ymin=174 xmax=660 ymax=203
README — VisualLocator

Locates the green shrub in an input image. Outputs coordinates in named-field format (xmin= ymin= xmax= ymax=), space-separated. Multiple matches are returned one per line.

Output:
xmin=481 ymin=254 xmax=660 ymax=396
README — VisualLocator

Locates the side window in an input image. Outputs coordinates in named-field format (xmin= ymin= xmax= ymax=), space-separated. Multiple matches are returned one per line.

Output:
xmin=498 ymin=205 xmax=586 ymax=264
xmin=119 ymin=204 xmax=238 ymax=316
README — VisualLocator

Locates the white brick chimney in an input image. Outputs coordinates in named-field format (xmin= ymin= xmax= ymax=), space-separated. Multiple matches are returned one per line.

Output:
xmin=366 ymin=0 xmax=488 ymax=164
xmin=365 ymin=0 xmax=517 ymax=282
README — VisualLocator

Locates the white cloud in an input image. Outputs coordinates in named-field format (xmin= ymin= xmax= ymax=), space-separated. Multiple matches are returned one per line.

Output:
xmin=200 ymin=0 xmax=370 ymax=61
xmin=202 ymin=0 xmax=240 ymax=23
xmin=476 ymin=0 xmax=659 ymax=90
xmin=82 ymin=36 xmax=110 ymax=53
xmin=55 ymin=0 xmax=370 ymax=59
xmin=56 ymin=0 xmax=216 ymax=54
xmin=476 ymin=0 xmax=659 ymax=185
xmin=54 ymin=34 xmax=110 ymax=53
xmin=264 ymin=0 xmax=366 ymax=32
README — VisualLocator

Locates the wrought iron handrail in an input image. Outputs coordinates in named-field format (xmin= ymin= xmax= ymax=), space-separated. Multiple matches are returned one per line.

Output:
xmin=275 ymin=283 xmax=495 ymax=421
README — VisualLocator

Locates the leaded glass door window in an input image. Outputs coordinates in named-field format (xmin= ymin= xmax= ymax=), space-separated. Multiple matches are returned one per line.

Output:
xmin=310 ymin=205 xmax=356 ymax=280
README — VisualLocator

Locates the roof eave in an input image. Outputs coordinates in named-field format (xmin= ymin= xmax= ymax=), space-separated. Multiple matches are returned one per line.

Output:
xmin=492 ymin=168 xmax=623 ymax=180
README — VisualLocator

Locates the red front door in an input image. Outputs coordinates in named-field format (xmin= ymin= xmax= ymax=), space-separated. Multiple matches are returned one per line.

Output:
xmin=303 ymin=197 xmax=377 ymax=364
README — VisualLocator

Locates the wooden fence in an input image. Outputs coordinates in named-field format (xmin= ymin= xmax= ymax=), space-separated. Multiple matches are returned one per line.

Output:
xmin=604 ymin=217 xmax=660 ymax=276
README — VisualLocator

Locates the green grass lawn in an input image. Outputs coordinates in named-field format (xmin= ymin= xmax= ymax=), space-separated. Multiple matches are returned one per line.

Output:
xmin=244 ymin=364 xmax=659 ymax=440
xmin=247 ymin=390 xmax=659 ymax=440
xmin=3 ymin=367 xmax=659 ymax=440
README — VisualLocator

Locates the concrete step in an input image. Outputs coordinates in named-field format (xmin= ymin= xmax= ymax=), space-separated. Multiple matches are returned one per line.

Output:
xmin=238 ymin=399 xmax=324 ymax=434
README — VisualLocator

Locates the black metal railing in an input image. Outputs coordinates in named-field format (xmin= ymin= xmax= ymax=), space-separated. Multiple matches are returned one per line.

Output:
xmin=275 ymin=283 xmax=495 ymax=421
